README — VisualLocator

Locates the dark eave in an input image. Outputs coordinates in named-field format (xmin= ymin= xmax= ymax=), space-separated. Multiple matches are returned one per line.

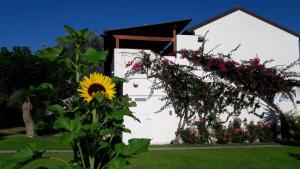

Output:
xmin=103 ymin=19 xmax=191 ymax=53
xmin=186 ymin=7 xmax=300 ymax=39
xmin=103 ymin=19 xmax=191 ymax=37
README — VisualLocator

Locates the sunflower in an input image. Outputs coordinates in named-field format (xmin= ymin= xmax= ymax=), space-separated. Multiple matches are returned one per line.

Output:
xmin=78 ymin=72 xmax=116 ymax=102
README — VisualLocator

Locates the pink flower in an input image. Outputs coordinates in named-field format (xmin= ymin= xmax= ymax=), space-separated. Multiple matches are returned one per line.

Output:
xmin=201 ymin=92 xmax=208 ymax=97
xmin=218 ymin=63 xmax=227 ymax=72
xmin=160 ymin=59 xmax=169 ymax=65
xmin=126 ymin=60 xmax=134 ymax=67
xmin=249 ymin=57 xmax=261 ymax=68
xmin=132 ymin=63 xmax=141 ymax=71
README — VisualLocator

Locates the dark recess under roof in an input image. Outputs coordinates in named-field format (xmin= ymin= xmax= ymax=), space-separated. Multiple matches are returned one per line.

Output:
xmin=103 ymin=19 xmax=191 ymax=53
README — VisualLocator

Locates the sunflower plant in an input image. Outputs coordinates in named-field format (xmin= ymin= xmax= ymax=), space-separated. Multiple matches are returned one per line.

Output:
xmin=2 ymin=26 xmax=150 ymax=169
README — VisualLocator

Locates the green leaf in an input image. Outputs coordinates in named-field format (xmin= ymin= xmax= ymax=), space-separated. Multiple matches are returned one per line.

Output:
xmin=99 ymin=128 xmax=113 ymax=136
xmin=123 ymin=128 xmax=131 ymax=133
xmin=56 ymin=35 xmax=74 ymax=44
xmin=78 ymin=28 xmax=93 ymax=41
xmin=64 ymin=25 xmax=77 ymax=36
xmin=27 ymin=83 xmax=54 ymax=97
xmin=129 ymin=101 xmax=137 ymax=107
xmin=54 ymin=116 xmax=83 ymax=139
xmin=82 ymin=123 xmax=98 ymax=131
xmin=108 ymin=109 xmax=132 ymax=120
xmin=1 ymin=143 xmax=45 ymax=169
xmin=114 ymin=143 xmax=126 ymax=154
xmin=54 ymin=116 xmax=75 ymax=131
xmin=54 ymin=116 xmax=71 ymax=130
xmin=81 ymin=48 xmax=107 ymax=66
xmin=126 ymin=138 xmax=150 ymax=155
xmin=59 ymin=132 xmax=72 ymax=144
xmin=79 ymin=64 xmax=89 ymax=74
xmin=112 ymin=76 xmax=127 ymax=85
xmin=37 ymin=46 xmax=63 ymax=61
xmin=114 ymin=139 xmax=150 ymax=157
xmin=99 ymin=142 xmax=110 ymax=149
xmin=107 ymin=157 xmax=126 ymax=169
xmin=47 ymin=104 xmax=65 ymax=114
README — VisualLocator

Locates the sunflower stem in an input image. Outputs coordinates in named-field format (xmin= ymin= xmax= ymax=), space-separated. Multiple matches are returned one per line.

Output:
xmin=75 ymin=47 xmax=80 ymax=83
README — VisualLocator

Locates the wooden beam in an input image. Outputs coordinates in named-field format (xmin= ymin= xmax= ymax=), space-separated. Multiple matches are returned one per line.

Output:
xmin=113 ymin=35 xmax=174 ymax=42
xmin=116 ymin=38 xmax=119 ymax=48
xmin=173 ymin=25 xmax=177 ymax=52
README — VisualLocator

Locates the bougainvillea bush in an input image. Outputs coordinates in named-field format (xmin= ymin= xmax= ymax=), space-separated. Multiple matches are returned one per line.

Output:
xmin=126 ymin=37 xmax=300 ymax=143
xmin=179 ymin=117 xmax=274 ymax=144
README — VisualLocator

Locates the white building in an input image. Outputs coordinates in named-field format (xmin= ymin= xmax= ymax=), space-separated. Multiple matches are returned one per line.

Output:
xmin=103 ymin=7 xmax=300 ymax=144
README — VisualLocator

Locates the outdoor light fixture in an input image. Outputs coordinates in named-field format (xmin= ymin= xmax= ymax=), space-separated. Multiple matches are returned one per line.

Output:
xmin=198 ymin=36 xmax=205 ymax=42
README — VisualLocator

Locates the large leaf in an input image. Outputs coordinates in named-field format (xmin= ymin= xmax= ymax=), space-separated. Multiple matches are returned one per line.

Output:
xmin=82 ymin=123 xmax=98 ymax=132
xmin=1 ymin=143 xmax=45 ymax=169
xmin=78 ymin=28 xmax=93 ymax=41
xmin=37 ymin=46 xmax=63 ymax=61
xmin=99 ymin=128 xmax=113 ymax=136
xmin=47 ymin=104 xmax=65 ymax=114
xmin=54 ymin=116 xmax=84 ymax=143
xmin=27 ymin=83 xmax=54 ymax=97
xmin=106 ymin=157 xmax=126 ymax=169
xmin=54 ymin=116 xmax=81 ymax=134
xmin=63 ymin=25 xmax=77 ymax=37
xmin=99 ymin=141 xmax=110 ymax=149
xmin=81 ymin=48 xmax=107 ymax=66
xmin=115 ymin=139 xmax=150 ymax=157
xmin=112 ymin=76 xmax=127 ymax=86
xmin=107 ymin=109 xmax=132 ymax=121
xmin=21 ymin=158 xmax=73 ymax=169
xmin=59 ymin=132 xmax=73 ymax=144
xmin=56 ymin=35 xmax=74 ymax=44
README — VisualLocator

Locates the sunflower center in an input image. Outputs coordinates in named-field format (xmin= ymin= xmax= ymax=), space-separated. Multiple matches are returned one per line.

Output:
xmin=88 ymin=83 xmax=106 ymax=96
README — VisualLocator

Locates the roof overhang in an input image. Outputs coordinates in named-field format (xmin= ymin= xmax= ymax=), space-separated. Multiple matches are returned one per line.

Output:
xmin=103 ymin=19 xmax=192 ymax=53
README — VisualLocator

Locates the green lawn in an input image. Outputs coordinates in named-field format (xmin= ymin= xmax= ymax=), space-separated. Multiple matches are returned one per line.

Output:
xmin=0 ymin=127 xmax=70 ymax=150
xmin=127 ymin=147 xmax=300 ymax=169
xmin=0 ymin=147 xmax=299 ymax=169
xmin=0 ymin=135 xmax=71 ymax=150
xmin=1 ymin=128 xmax=300 ymax=168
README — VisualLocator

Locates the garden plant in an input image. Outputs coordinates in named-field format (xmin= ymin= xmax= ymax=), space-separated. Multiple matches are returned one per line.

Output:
xmin=2 ymin=26 xmax=150 ymax=169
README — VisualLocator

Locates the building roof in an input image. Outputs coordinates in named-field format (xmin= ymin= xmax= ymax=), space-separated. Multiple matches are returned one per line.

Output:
xmin=186 ymin=7 xmax=300 ymax=39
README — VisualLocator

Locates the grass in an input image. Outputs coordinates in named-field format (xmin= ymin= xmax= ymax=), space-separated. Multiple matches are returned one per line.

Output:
xmin=0 ymin=134 xmax=280 ymax=150
xmin=127 ymin=146 xmax=300 ymax=169
xmin=0 ymin=127 xmax=71 ymax=150
xmin=0 ymin=134 xmax=71 ymax=150
xmin=1 ymin=127 xmax=299 ymax=168
xmin=0 ymin=147 xmax=299 ymax=169
xmin=0 ymin=127 xmax=279 ymax=150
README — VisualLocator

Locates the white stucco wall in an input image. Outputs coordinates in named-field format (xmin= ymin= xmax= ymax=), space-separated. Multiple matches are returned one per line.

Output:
xmin=193 ymin=10 xmax=299 ymax=68
xmin=114 ymin=48 xmax=179 ymax=144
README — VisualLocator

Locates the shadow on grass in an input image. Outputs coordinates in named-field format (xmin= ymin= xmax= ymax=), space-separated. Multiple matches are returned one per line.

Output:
xmin=0 ymin=133 xmax=9 ymax=140
xmin=289 ymin=153 xmax=300 ymax=160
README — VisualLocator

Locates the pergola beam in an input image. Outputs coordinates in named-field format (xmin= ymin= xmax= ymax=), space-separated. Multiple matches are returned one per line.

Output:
xmin=113 ymin=25 xmax=177 ymax=53
xmin=113 ymin=35 xmax=174 ymax=44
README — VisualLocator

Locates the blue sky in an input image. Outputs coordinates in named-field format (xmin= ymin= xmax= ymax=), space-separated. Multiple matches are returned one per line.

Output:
xmin=0 ymin=0 xmax=299 ymax=51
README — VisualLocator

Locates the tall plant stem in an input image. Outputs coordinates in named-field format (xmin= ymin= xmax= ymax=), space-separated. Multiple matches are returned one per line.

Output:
xmin=97 ymin=133 xmax=115 ymax=169
xmin=78 ymin=142 xmax=87 ymax=169
xmin=75 ymin=47 xmax=80 ymax=83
